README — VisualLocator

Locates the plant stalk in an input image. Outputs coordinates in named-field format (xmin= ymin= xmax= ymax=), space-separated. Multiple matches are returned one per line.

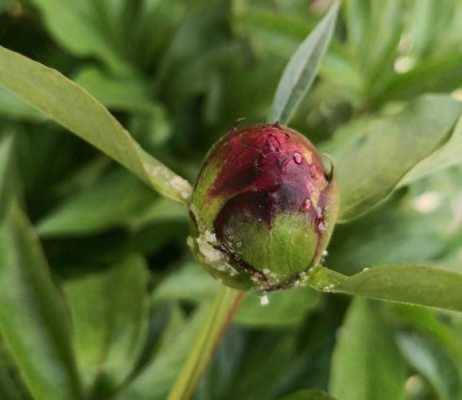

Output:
xmin=167 ymin=286 xmax=244 ymax=400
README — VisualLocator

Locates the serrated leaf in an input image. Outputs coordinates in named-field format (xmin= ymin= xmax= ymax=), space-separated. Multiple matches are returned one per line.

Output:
xmin=309 ymin=265 xmax=462 ymax=313
xmin=0 ymin=45 xmax=192 ymax=204
xmin=329 ymin=299 xmax=406 ymax=400
xmin=270 ymin=1 xmax=339 ymax=124
xmin=326 ymin=95 xmax=462 ymax=221
xmin=279 ymin=389 xmax=337 ymax=400
xmin=64 ymin=254 xmax=150 ymax=392
xmin=0 ymin=205 xmax=83 ymax=400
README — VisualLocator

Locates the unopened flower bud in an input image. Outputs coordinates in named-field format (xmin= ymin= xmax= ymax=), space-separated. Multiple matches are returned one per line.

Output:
xmin=188 ymin=123 xmax=339 ymax=291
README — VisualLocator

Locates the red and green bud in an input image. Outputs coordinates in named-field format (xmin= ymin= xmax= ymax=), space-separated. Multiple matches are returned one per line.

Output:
xmin=188 ymin=123 xmax=339 ymax=291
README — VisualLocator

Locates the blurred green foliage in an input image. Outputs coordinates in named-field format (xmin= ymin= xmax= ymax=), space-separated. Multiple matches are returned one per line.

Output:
xmin=2 ymin=0 xmax=462 ymax=399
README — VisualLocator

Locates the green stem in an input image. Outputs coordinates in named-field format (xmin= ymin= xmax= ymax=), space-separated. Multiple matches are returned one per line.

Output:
xmin=167 ymin=287 xmax=244 ymax=400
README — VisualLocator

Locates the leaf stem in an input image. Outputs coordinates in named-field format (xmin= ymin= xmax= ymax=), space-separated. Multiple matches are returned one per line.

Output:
xmin=167 ymin=286 xmax=244 ymax=400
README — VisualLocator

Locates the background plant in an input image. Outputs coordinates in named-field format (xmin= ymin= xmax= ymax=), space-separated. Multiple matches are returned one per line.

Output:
xmin=1 ymin=0 xmax=462 ymax=399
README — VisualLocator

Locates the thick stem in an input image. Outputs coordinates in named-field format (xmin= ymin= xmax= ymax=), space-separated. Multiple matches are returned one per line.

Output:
xmin=167 ymin=287 xmax=244 ymax=400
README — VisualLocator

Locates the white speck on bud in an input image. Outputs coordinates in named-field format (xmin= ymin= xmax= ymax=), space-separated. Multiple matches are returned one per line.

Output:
xmin=260 ymin=295 xmax=269 ymax=306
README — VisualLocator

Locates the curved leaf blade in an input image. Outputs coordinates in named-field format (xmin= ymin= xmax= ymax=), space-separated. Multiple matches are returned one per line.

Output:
xmin=64 ymin=254 xmax=150 ymax=391
xmin=326 ymin=95 xmax=462 ymax=222
xmin=309 ymin=265 xmax=462 ymax=313
xmin=270 ymin=1 xmax=339 ymax=124
xmin=0 ymin=45 xmax=192 ymax=204
xmin=0 ymin=205 xmax=83 ymax=400
xmin=330 ymin=299 xmax=406 ymax=400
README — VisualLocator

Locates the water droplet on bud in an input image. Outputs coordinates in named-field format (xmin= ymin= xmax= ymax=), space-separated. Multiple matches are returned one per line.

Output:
xmin=293 ymin=152 xmax=303 ymax=164
xmin=303 ymin=198 xmax=311 ymax=210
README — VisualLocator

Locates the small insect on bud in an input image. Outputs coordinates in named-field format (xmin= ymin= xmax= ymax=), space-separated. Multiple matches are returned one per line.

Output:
xmin=188 ymin=123 xmax=339 ymax=292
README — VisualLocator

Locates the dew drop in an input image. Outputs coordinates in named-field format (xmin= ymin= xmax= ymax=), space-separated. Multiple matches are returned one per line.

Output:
xmin=293 ymin=152 xmax=303 ymax=164
xmin=318 ymin=222 xmax=326 ymax=232
xmin=303 ymin=198 xmax=311 ymax=210
xmin=260 ymin=295 xmax=269 ymax=306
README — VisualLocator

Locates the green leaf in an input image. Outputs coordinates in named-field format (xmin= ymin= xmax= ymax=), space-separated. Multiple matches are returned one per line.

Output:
xmin=270 ymin=1 xmax=339 ymax=124
xmin=327 ymin=95 xmax=462 ymax=221
xmin=29 ymin=0 xmax=131 ymax=75
xmin=167 ymin=287 xmax=243 ymax=400
xmin=0 ymin=205 xmax=83 ymax=400
xmin=152 ymin=262 xmax=219 ymax=304
xmin=64 ymin=254 xmax=150 ymax=392
xmin=0 ymin=135 xmax=15 ymax=219
xmin=73 ymin=67 xmax=158 ymax=114
xmin=279 ymin=389 xmax=337 ymax=400
xmin=37 ymin=170 xmax=155 ymax=236
xmin=235 ymin=288 xmax=319 ymax=327
xmin=309 ymin=265 xmax=462 ymax=313
xmin=0 ymin=88 xmax=42 ymax=121
xmin=399 ymin=115 xmax=462 ymax=185
xmin=119 ymin=302 xmax=211 ymax=400
xmin=329 ymin=299 xmax=406 ymax=400
xmin=0 ymin=45 xmax=192 ymax=204
xmin=397 ymin=332 xmax=462 ymax=400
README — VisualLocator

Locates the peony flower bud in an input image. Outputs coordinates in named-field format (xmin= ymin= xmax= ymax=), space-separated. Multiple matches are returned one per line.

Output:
xmin=188 ymin=123 xmax=339 ymax=292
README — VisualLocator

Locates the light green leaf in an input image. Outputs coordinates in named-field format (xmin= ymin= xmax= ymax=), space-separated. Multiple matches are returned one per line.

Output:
xmin=0 ymin=45 xmax=192 ymax=204
xmin=329 ymin=299 xmax=406 ymax=400
xmin=29 ymin=0 xmax=131 ymax=75
xmin=279 ymin=389 xmax=337 ymax=400
xmin=0 ymin=205 xmax=83 ymax=400
xmin=64 ymin=254 xmax=150 ymax=392
xmin=309 ymin=265 xmax=462 ymax=313
xmin=236 ymin=288 xmax=319 ymax=327
xmin=0 ymin=88 xmax=42 ymax=121
xmin=73 ymin=67 xmax=161 ymax=114
xmin=327 ymin=95 xmax=462 ymax=221
xmin=270 ymin=1 xmax=339 ymax=124
xmin=0 ymin=135 xmax=15 ymax=219
xmin=397 ymin=333 xmax=462 ymax=400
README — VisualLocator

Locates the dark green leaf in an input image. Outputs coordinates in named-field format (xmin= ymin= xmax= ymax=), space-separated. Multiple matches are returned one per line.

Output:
xmin=64 ymin=254 xmax=149 ymax=391
xmin=0 ymin=45 xmax=192 ymax=204
xmin=397 ymin=332 xmax=462 ymax=400
xmin=329 ymin=299 xmax=406 ymax=400
xmin=279 ymin=389 xmax=337 ymax=400
xmin=0 ymin=205 xmax=83 ymax=400
xmin=270 ymin=1 xmax=339 ymax=124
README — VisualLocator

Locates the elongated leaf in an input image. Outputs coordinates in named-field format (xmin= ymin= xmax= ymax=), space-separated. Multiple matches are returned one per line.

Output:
xmin=309 ymin=265 xmax=462 ymax=313
xmin=397 ymin=333 xmax=462 ymax=400
xmin=326 ymin=95 xmax=462 ymax=221
xmin=329 ymin=299 xmax=406 ymax=400
xmin=0 ymin=45 xmax=192 ymax=204
xmin=0 ymin=205 xmax=83 ymax=400
xmin=270 ymin=1 xmax=339 ymax=124
xmin=0 ymin=135 xmax=15 ymax=219
xmin=118 ymin=302 xmax=211 ymax=400
xmin=279 ymin=390 xmax=337 ymax=400
xmin=29 ymin=0 xmax=131 ymax=75
xmin=64 ymin=254 xmax=150 ymax=391
xmin=37 ymin=170 xmax=155 ymax=236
